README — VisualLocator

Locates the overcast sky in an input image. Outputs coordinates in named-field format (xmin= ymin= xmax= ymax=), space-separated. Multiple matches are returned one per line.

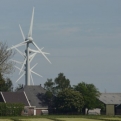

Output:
xmin=0 ymin=0 xmax=121 ymax=92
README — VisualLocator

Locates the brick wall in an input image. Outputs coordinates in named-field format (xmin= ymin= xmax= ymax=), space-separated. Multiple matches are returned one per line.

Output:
xmin=36 ymin=109 xmax=41 ymax=115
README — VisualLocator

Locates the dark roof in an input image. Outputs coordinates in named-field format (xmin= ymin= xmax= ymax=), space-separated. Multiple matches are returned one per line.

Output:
xmin=2 ymin=92 xmax=29 ymax=106
xmin=18 ymin=85 xmax=48 ymax=108
xmin=98 ymin=93 xmax=121 ymax=105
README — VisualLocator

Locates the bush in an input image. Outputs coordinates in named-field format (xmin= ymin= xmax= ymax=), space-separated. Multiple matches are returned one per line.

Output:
xmin=0 ymin=102 xmax=24 ymax=116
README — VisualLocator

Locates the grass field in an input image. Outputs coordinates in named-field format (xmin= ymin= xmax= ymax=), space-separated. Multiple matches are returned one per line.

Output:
xmin=20 ymin=118 xmax=53 ymax=121
xmin=0 ymin=115 xmax=121 ymax=121
xmin=20 ymin=118 xmax=104 ymax=121
xmin=0 ymin=119 xmax=12 ymax=121
xmin=101 ymin=118 xmax=121 ymax=121
xmin=57 ymin=118 xmax=103 ymax=121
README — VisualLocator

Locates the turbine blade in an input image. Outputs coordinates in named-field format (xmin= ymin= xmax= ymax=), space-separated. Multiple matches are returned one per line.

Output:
xmin=29 ymin=47 xmax=44 ymax=52
xmin=30 ymin=55 xmax=35 ymax=63
xmin=28 ymin=7 xmax=34 ymax=37
xmin=13 ymin=46 xmax=26 ymax=57
xmin=29 ymin=52 xmax=36 ymax=59
xmin=32 ymin=41 xmax=51 ymax=64
xmin=8 ymin=40 xmax=29 ymax=50
xmin=19 ymin=59 xmax=26 ymax=75
xmin=31 ymin=70 xmax=42 ymax=77
xmin=30 ymin=73 xmax=34 ymax=85
xmin=31 ymin=63 xmax=38 ymax=70
xmin=19 ymin=24 xmax=25 ymax=40
xmin=8 ymin=43 xmax=25 ymax=50
xmin=29 ymin=48 xmax=50 ymax=54
xmin=43 ymin=52 xmax=50 ymax=55
xmin=41 ymin=47 xmax=44 ymax=50
xmin=11 ymin=59 xmax=22 ymax=64
xmin=15 ymin=66 xmax=21 ymax=71
xmin=29 ymin=53 xmax=36 ymax=63
xmin=29 ymin=49 xmax=39 ymax=53
xmin=15 ymin=66 xmax=24 ymax=72
xmin=16 ymin=72 xmax=25 ymax=82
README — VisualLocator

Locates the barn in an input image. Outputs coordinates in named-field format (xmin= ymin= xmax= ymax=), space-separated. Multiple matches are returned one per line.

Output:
xmin=98 ymin=93 xmax=121 ymax=115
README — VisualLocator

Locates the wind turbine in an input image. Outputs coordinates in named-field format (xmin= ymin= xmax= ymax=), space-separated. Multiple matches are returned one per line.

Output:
xmin=8 ymin=7 xmax=51 ymax=86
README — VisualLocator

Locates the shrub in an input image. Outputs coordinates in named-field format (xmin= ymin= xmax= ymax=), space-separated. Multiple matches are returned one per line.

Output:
xmin=0 ymin=102 xmax=24 ymax=116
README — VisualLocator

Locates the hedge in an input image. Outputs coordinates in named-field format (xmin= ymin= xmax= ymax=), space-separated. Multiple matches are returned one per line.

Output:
xmin=0 ymin=102 xmax=24 ymax=116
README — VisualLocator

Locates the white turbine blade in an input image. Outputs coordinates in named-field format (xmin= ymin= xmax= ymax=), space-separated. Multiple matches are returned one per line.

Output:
xmin=19 ymin=59 xmax=26 ymax=75
xmin=29 ymin=49 xmax=39 ymax=53
xmin=40 ymin=47 xmax=44 ymax=50
xmin=15 ymin=66 xmax=24 ymax=72
xmin=29 ymin=48 xmax=50 ymax=55
xmin=43 ymin=52 xmax=50 ymax=55
xmin=11 ymin=59 xmax=22 ymax=64
xmin=29 ymin=53 xmax=36 ymax=63
xmin=15 ymin=66 xmax=21 ymax=71
xmin=16 ymin=72 xmax=25 ymax=82
xmin=31 ymin=70 xmax=42 ymax=77
xmin=29 ymin=47 xmax=44 ymax=52
xmin=29 ymin=52 xmax=36 ymax=59
xmin=29 ymin=53 xmax=36 ymax=62
xmin=32 ymin=41 xmax=51 ymax=64
xmin=28 ymin=7 xmax=34 ymax=37
xmin=30 ymin=55 xmax=35 ymax=63
xmin=31 ymin=63 xmax=38 ymax=70
xmin=13 ymin=46 xmax=26 ymax=57
xmin=19 ymin=24 xmax=25 ymax=40
xmin=8 ymin=40 xmax=29 ymax=50
xmin=30 ymin=73 xmax=34 ymax=85
xmin=8 ymin=43 xmax=25 ymax=50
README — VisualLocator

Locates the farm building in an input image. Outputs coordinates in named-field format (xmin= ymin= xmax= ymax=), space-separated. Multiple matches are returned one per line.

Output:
xmin=0 ymin=85 xmax=49 ymax=116
xmin=98 ymin=93 xmax=121 ymax=115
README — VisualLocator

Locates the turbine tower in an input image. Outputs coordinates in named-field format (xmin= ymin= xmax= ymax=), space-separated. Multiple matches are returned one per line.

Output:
xmin=8 ymin=8 xmax=51 ymax=86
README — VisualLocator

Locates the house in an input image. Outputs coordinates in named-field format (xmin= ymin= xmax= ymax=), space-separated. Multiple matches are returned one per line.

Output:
xmin=0 ymin=91 xmax=32 ymax=115
xmin=0 ymin=85 xmax=49 ymax=116
xmin=17 ymin=85 xmax=48 ymax=115
xmin=98 ymin=93 xmax=121 ymax=115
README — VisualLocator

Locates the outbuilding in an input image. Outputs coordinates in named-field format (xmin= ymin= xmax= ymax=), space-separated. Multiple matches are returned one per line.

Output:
xmin=98 ymin=93 xmax=121 ymax=115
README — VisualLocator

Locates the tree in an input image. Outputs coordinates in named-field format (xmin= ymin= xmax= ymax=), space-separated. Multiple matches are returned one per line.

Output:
xmin=0 ymin=42 xmax=14 ymax=75
xmin=44 ymin=79 xmax=54 ymax=92
xmin=44 ymin=73 xmax=72 ymax=113
xmin=14 ymin=84 xmax=23 ymax=92
xmin=74 ymin=82 xmax=100 ymax=114
xmin=44 ymin=79 xmax=55 ymax=103
xmin=0 ymin=73 xmax=13 ymax=92
xmin=54 ymin=73 xmax=71 ymax=93
xmin=55 ymin=88 xmax=84 ymax=114
xmin=44 ymin=73 xmax=71 ymax=95
xmin=44 ymin=79 xmax=55 ymax=99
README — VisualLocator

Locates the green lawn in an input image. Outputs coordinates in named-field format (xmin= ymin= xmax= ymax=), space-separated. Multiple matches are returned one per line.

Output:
xmin=101 ymin=118 xmax=121 ymax=121
xmin=20 ymin=118 xmax=53 ymax=121
xmin=0 ymin=115 xmax=121 ymax=121
xmin=0 ymin=119 xmax=12 ymax=121
xmin=57 ymin=118 xmax=103 ymax=121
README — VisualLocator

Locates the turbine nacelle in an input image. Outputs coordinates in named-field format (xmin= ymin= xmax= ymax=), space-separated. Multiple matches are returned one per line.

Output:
xmin=25 ymin=37 xmax=33 ymax=42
